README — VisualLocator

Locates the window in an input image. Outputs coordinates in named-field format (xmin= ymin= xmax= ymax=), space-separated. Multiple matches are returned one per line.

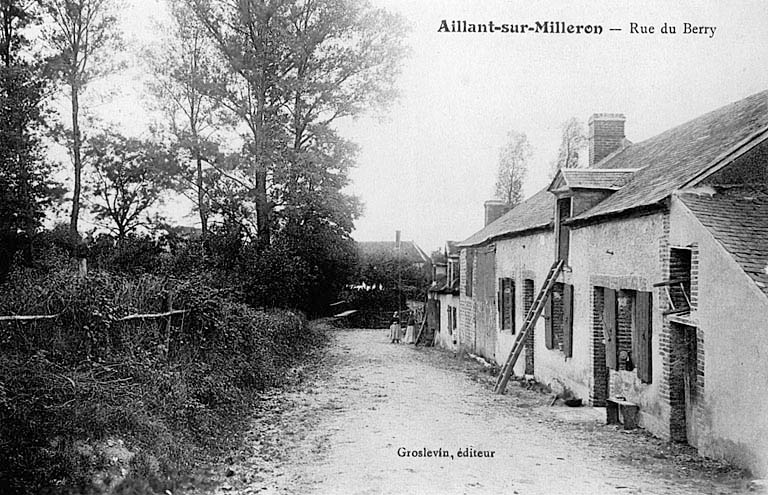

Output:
xmin=666 ymin=247 xmax=692 ymax=314
xmin=600 ymin=287 xmax=652 ymax=382
xmin=452 ymin=307 xmax=457 ymax=334
xmin=447 ymin=306 xmax=455 ymax=335
xmin=545 ymin=283 xmax=573 ymax=356
xmin=499 ymin=277 xmax=515 ymax=332
xmin=616 ymin=290 xmax=635 ymax=371
xmin=556 ymin=197 xmax=572 ymax=263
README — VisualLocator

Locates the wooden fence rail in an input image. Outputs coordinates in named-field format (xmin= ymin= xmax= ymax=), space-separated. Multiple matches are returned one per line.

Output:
xmin=0 ymin=310 xmax=187 ymax=322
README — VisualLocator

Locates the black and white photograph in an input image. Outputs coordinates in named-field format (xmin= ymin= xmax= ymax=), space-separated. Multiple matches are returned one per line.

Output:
xmin=1 ymin=0 xmax=768 ymax=494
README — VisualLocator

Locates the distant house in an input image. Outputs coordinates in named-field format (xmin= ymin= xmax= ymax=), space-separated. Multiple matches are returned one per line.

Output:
xmin=357 ymin=240 xmax=432 ymax=278
xmin=429 ymin=241 xmax=461 ymax=350
xmin=456 ymin=90 xmax=768 ymax=476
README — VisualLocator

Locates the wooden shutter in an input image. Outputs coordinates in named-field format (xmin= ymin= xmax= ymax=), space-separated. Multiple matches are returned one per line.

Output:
xmin=563 ymin=284 xmax=574 ymax=358
xmin=604 ymin=288 xmax=617 ymax=369
xmin=497 ymin=278 xmax=503 ymax=328
xmin=508 ymin=280 xmax=515 ymax=333
xmin=633 ymin=291 xmax=653 ymax=383
xmin=544 ymin=294 xmax=554 ymax=349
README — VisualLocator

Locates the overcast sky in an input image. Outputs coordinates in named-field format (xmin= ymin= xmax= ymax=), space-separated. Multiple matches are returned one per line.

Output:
xmin=333 ymin=0 xmax=768 ymax=254
xmin=106 ymin=1 xmax=768 ymax=252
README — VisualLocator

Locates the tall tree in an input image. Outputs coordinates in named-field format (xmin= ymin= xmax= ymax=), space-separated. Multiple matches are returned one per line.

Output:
xmin=0 ymin=1 xmax=53 ymax=281
xmin=86 ymin=131 xmax=176 ymax=241
xmin=275 ymin=0 xmax=405 ymax=235
xmin=186 ymin=0 xmax=406 ymax=247
xmin=146 ymin=0 xmax=226 ymax=240
xmin=186 ymin=0 xmax=289 ymax=247
xmin=551 ymin=117 xmax=586 ymax=175
xmin=495 ymin=130 xmax=531 ymax=207
xmin=45 ymin=0 xmax=121 ymax=242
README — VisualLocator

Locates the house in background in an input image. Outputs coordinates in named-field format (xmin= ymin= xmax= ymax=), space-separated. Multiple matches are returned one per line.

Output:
xmin=357 ymin=240 xmax=432 ymax=280
xmin=429 ymin=241 xmax=461 ymax=350
xmin=456 ymin=90 xmax=768 ymax=476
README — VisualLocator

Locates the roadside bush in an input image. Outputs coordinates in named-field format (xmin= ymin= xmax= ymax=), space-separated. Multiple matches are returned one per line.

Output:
xmin=87 ymin=235 xmax=165 ymax=275
xmin=0 ymin=265 xmax=322 ymax=494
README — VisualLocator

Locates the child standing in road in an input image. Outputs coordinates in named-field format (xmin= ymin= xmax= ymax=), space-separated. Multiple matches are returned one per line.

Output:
xmin=389 ymin=312 xmax=402 ymax=343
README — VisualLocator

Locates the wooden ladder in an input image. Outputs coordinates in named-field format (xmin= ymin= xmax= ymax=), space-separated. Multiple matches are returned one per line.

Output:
xmin=493 ymin=259 xmax=565 ymax=394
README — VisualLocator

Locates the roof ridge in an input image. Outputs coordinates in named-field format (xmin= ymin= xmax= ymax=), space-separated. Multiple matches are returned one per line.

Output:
xmin=571 ymin=88 xmax=768 ymax=223
xmin=680 ymin=123 xmax=768 ymax=189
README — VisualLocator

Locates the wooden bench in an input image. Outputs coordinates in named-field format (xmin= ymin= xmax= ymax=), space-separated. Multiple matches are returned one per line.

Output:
xmin=606 ymin=397 xmax=640 ymax=430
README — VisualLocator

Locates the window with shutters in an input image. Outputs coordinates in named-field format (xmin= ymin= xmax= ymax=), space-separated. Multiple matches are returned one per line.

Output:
xmin=600 ymin=287 xmax=653 ymax=381
xmin=545 ymin=283 xmax=573 ymax=356
xmin=499 ymin=277 xmax=515 ymax=332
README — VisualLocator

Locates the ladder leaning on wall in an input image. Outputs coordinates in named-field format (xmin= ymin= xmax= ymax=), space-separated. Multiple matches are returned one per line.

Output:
xmin=493 ymin=259 xmax=565 ymax=395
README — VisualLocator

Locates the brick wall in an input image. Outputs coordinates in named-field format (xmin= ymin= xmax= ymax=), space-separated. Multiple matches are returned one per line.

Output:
xmin=658 ymin=213 xmax=673 ymax=433
xmin=690 ymin=244 xmax=699 ymax=311
xmin=658 ymin=213 xmax=706 ymax=445
xmin=589 ymin=114 xmax=626 ymax=166
xmin=591 ymin=286 xmax=608 ymax=405
xmin=667 ymin=323 xmax=688 ymax=442
xmin=694 ymin=327 xmax=705 ymax=436
xmin=459 ymin=248 xmax=476 ymax=353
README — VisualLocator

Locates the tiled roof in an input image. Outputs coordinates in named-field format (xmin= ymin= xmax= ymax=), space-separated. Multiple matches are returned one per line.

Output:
xmin=553 ymin=169 xmax=639 ymax=191
xmin=457 ymin=188 xmax=554 ymax=247
xmin=458 ymin=90 xmax=768 ymax=250
xmin=573 ymin=90 xmax=768 ymax=222
xmin=679 ymin=187 xmax=768 ymax=297
xmin=357 ymin=241 xmax=429 ymax=264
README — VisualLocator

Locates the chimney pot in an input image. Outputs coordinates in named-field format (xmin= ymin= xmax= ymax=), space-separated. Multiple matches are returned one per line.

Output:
xmin=589 ymin=113 xmax=626 ymax=167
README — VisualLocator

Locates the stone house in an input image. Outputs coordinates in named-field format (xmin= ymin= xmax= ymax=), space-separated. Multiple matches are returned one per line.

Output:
xmin=455 ymin=90 xmax=768 ymax=476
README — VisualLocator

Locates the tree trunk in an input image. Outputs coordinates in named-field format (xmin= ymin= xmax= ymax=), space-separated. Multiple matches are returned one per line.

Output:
xmin=69 ymin=86 xmax=82 ymax=244
xmin=195 ymin=150 xmax=208 ymax=239
xmin=255 ymin=166 xmax=270 ymax=247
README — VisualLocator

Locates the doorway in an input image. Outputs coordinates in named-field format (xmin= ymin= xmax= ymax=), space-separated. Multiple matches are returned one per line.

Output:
xmin=669 ymin=322 xmax=700 ymax=446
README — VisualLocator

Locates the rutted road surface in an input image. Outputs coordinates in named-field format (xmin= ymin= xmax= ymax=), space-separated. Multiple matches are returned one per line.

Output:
xmin=203 ymin=327 xmax=753 ymax=495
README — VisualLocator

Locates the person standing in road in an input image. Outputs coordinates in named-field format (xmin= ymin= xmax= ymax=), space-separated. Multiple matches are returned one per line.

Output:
xmin=403 ymin=313 xmax=417 ymax=344
xmin=389 ymin=312 xmax=402 ymax=343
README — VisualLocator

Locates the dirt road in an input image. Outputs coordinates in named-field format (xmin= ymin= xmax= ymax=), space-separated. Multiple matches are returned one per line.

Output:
xmin=203 ymin=328 xmax=754 ymax=495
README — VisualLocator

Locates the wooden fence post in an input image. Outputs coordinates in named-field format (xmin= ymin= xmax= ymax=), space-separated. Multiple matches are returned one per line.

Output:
xmin=78 ymin=257 xmax=87 ymax=277
xmin=164 ymin=292 xmax=173 ymax=360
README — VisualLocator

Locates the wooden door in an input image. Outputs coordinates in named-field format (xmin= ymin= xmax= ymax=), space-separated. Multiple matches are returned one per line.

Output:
xmin=475 ymin=246 xmax=497 ymax=360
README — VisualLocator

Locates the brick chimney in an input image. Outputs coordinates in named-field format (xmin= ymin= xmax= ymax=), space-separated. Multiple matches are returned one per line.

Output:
xmin=588 ymin=113 xmax=626 ymax=167
xmin=484 ymin=200 xmax=511 ymax=226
